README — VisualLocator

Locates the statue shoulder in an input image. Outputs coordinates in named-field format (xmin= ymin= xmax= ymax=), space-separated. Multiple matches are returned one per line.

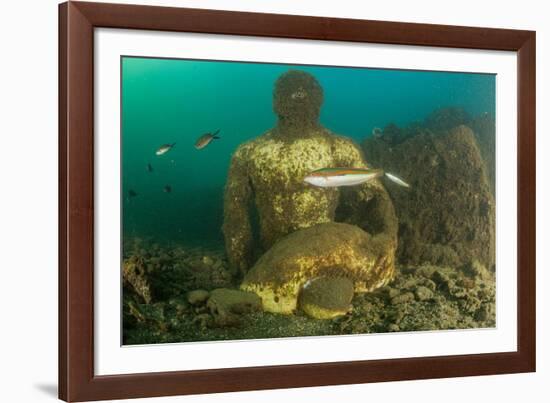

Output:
xmin=331 ymin=134 xmax=361 ymax=150
xmin=329 ymin=133 xmax=366 ymax=167
xmin=232 ymin=130 xmax=273 ymax=160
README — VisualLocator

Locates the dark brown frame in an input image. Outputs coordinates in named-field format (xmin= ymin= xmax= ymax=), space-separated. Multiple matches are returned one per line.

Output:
xmin=59 ymin=1 xmax=536 ymax=401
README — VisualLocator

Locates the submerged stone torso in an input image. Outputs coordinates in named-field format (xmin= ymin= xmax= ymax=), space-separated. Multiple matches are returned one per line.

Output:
xmin=223 ymin=69 xmax=398 ymax=317
xmin=223 ymin=125 xmax=398 ymax=275
xmin=236 ymin=128 xmax=366 ymax=249
xmin=223 ymin=70 xmax=398 ymax=277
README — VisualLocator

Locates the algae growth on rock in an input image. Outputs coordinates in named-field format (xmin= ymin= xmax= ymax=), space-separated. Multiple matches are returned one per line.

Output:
xmin=362 ymin=110 xmax=495 ymax=271
xmin=121 ymin=58 xmax=496 ymax=345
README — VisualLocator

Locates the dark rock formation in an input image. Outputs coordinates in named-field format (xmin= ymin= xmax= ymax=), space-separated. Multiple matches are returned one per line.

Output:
xmin=469 ymin=114 xmax=496 ymax=195
xmin=363 ymin=121 xmax=495 ymax=270
xmin=424 ymin=107 xmax=495 ymax=194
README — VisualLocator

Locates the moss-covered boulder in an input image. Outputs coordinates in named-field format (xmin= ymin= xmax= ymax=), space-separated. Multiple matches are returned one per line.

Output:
xmin=207 ymin=288 xmax=262 ymax=327
xmin=299 ymin=276 xmax=355 ymax=319
xmin=241 ymin=222 xmax=396 ymax=315
xmin=363 ymin=123 xmax=495 ymax=270
xmin=187 ymin=289 xmax=210 ymax=305
xmin=423 ymin=107 xmax=495 ymax=195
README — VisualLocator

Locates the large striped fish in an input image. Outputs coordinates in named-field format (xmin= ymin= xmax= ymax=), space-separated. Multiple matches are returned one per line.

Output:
xmin=304 ymin=167 xmax=410 ymax=188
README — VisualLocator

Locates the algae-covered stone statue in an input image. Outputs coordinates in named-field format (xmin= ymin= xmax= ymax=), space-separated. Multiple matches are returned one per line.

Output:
xmin=223 ymin=70 xmax=398 ymax=318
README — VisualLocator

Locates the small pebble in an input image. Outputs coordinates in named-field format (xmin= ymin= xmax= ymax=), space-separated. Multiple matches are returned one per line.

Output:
xmin=462 ymin=260 xmax=491 ymax=280
xmin=388 ymin=323 xmax=400 ymax=332
xmin=187 ymin=289 xmax=210 ymax=305
xmin=474 ymin=304 xmax=491 ymax=322
xmin=192 ymin=313 xmax=213 ymax=329
xmin=449 ymin=286 xmax=467 ymax=299
xmin=391 ymin=292 xmax=415 ymax=305
xmin=431 ymin=271 xmax=450 ymax=287
xmin=415 ymin=286 xmax=433 ymax=301
xmin=387 ymin=288 xmax=400 ymax=299
xmin=401 ymin=278 xmax=418 ymax=290
xmin=422 ymin=279 xmax=437 ymax=291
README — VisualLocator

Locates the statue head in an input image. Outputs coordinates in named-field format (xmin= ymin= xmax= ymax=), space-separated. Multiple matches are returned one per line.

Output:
xmin=273 ymin=70 xmax=324 ymax=127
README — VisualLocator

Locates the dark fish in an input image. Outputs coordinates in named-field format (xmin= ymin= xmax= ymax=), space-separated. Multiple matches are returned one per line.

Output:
xmin=128 ymin=189 xmax=138 ymax=198
xmin=194 ymin=130 xmax=220 ymax=150
xmin=156 ymin=143 xmax=176 ymax=156
xmin=147 ymin=163 xmax=153 ymax=173
xmin=163 ymin=185 xmax=172 ymax=193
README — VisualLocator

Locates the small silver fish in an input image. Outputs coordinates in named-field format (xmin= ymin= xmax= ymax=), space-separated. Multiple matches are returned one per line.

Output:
xmin=156 ymin=143 xmax=176 ymax=156
xmin=195 ymin=130 xmax=220 ymax=150
xmin=384 ymin=172 xmax=410 ymax=188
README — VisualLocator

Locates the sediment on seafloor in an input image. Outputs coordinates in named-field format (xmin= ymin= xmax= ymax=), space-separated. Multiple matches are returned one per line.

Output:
xmin=122 ymin=239 xmax=495 ymax=345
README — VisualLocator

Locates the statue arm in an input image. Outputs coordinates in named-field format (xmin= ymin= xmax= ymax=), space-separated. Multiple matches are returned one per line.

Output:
xmin=336 ymin=138 xmax=398 ymax=243
xmin=223 ymin=148 xmax=254 ymax=275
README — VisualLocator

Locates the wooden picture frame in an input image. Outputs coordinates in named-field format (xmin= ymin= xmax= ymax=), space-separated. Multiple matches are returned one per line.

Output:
xmin=59 ymin=1 xmax=536 ymax=401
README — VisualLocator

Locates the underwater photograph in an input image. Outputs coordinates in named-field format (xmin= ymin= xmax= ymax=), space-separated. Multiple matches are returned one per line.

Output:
xmin=121 ymin=56 xmax=496 ymax=345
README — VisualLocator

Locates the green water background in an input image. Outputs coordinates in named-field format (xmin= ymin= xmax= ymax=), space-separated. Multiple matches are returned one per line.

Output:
xmin=122 ymin=57 xmax=495 ymax=246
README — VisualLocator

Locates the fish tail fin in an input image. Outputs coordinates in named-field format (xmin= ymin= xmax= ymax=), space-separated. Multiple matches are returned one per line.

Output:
xmin=213 ymin=129 xmax=220 ymax=139
xmin=385 ymin=172 xmax=411 ymax=188
xmin=171 ymin=142 xmax=176 ymax=147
